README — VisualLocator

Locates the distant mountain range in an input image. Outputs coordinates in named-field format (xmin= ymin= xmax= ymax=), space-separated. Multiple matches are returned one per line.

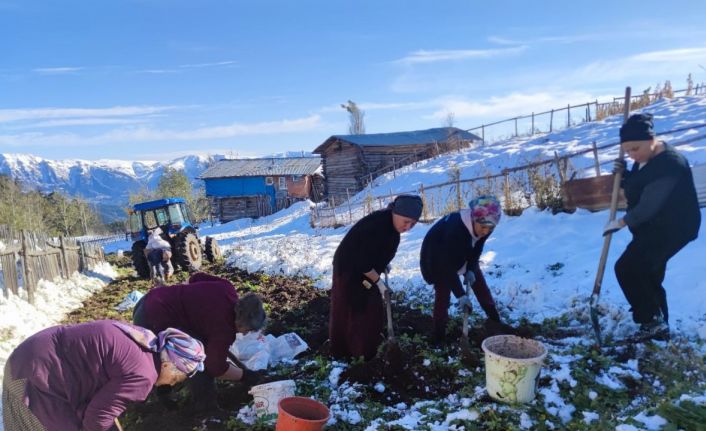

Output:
xmin=0 ymin=153 xmax=217 ymax=222
xmin=0 ymin=151 xmax=317 ymax=222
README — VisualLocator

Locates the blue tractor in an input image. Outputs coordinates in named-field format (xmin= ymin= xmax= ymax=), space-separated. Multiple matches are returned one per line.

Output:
xmin=128 ymin=197 xmax=221 ymax=278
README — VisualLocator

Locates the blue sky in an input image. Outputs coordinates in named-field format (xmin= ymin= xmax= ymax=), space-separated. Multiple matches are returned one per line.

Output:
xmin=1 ymin=0 xmax=705 ymax=162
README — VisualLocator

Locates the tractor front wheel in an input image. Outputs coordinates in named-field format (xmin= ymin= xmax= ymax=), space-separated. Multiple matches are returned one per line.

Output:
xmin=204 ymin=237 xmax=222 ymax=262
xmin=131 ymin=240 xmax=150 ymax=278
xmin=176 ymin=233 xmax=202 ymax=272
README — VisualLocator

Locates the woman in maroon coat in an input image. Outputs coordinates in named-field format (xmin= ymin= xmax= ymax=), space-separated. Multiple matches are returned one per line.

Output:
xmin=329 ymin=194 xmax=423 ymax=361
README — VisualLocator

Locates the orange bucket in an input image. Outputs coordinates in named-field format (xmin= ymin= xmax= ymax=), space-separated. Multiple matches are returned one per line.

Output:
xmin=275 ymin=396 xmax=330 ymax=431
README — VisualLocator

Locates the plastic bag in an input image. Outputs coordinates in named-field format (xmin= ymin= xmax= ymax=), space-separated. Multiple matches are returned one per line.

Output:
xmin=115 ymin=290 xmax=144 ymax=312
xmin=229 ymin=332 xmax=309 ymax=370
xmin=230 ymin=332 xmax=271 ymax=371
xmin=270 ymin=333 xmax=308 ymax=363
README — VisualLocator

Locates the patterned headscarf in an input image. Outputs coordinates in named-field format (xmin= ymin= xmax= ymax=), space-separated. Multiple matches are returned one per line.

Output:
xmin=113 ymin=322 xmax=206 ymax=376
xmin=469 ymin=195 xmax=502 ymax=226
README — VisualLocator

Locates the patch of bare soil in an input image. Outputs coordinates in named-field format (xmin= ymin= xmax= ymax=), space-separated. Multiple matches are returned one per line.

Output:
xmin=64 ymin=257 xmax=543 ymax=430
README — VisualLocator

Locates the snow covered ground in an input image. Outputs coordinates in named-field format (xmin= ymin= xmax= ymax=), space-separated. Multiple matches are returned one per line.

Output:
xmin=3 ymin=95 xmax=705 ymax=429
xmin=0 ymin=263 xmax=117 ymax=431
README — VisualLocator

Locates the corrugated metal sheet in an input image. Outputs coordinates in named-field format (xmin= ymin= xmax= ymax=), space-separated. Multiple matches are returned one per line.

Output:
xmin=693 ymin=163 xmax=706 ymax=207
xmin=314 ymin=127 xmax=482 ymax=153
xmin=199 ymin=157 xmax=321 ymax=179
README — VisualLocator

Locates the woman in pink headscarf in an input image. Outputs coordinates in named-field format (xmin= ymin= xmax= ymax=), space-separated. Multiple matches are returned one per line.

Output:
xmin=420 ymin=195 xmax=510 ymax=343
xmin=2 ymin=320 xmax=205 ymax=431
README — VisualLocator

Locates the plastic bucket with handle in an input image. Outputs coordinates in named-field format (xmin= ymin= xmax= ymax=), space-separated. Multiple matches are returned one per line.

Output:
xmin=481 ymin=335 xmax=547 ymax=404
xmin=248 ymin=380 xmax=296 ymax=417
xmin=276 ymin=396 xmax=330 ymax=431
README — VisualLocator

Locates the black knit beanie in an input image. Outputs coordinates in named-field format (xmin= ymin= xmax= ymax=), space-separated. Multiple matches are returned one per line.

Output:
xmin=391 ymin=194 xmax=423 ymax=220
xmin=620 ymin=113 xmax=655 ymax=143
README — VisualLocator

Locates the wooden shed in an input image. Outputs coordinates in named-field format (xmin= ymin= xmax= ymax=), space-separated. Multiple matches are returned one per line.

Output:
xmin=199 ymin=157 xmax=322 ymax=222
xmin=562 ymin=163 xmax=706 ymax=211
xmin=313 ymin=127 xmax=481 ymax=203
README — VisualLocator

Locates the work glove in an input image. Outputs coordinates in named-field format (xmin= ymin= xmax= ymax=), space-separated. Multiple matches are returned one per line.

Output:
xmin=457 ymin=295 xmax=473 ymax=313
xmin=612 ymin=159 xmax=627 ymax=175
xmin=603 ymin=219 xmax=624 ymax=236
xmin=463 ymin=270 xmax=476 ymax=287
xmin=375 ymin=277 xmax=392 ymax=297
xmin=240 ymin=368 xmax=264 ymax=387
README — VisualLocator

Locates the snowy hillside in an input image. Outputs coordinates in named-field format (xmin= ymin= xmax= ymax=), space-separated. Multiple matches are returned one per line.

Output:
xmin=105 ymin=95 xmax=706 ymax=340
xmin=0 ymin=153 xmax=216 ymax=221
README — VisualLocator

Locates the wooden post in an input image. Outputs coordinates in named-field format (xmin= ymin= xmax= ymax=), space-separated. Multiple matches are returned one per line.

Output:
xmin=456 ymin=177 xmax=462 ymax=211
xmin=79 ymin=242 xmax=86 ymax=273
xmin=549 ymin=109 xmax=554 ymax=132
xmin=514 ymin=118 xmax=518 ymax=137
xmin=503 ymin=171 xmax=511 ymax=209
xmin=21 ymin=230 xmax=35 ymax=305
xmin=481 ymin=125 xmax=485 ymax=142
xmin=392 ymin=157 xmax=396 ymax=178
xmin=346 ymin=188 xmax=353 ymax=224
xmin=553 ymin=151 xmax=567 ymax=184
xmin=592 ymin=141 xmax=601 ymax=177
xmin=531 ymin=112 xmax=535 ymax=134
xmin=59 ymin=236 xmax=70 ymax=278
xmin=420 ymin=184 xmax=428 ymax=221
xmin=567 ymin=104 xmax=571 ymax=127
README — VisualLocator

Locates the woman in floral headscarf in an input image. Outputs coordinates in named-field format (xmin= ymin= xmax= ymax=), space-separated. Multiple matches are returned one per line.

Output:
xmin=2 ymin=320 xmax=205 ymax=431
xmin=420 ymin=195 xmax=510 ymax=343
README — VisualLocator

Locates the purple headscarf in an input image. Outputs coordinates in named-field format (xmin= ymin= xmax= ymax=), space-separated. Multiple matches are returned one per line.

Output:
xmin=113 ymin=322 xmax=206 ymax=376
xmin=469 ymin=195 xmax=502 ymax=226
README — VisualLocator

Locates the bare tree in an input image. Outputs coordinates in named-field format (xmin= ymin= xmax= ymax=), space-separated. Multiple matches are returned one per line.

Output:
xmin=443 ymin=111 xmax=456 ymax=128
xmin=341 ymin=100 xmax=365 ymax=134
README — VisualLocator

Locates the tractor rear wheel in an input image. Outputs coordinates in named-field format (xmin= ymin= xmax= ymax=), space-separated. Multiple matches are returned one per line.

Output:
xmin=176 ymin=232 xmax=202 ymax=271
xmin=204 ymin=237 xmax=222 ymax=262
xmin=131 ymin=240 xmax=150 ymax=278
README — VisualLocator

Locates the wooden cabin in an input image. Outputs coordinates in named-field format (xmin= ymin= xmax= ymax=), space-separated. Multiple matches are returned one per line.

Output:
xmin=313 ymin=127 xmax=482 ymax=203
xmin=199 ymin=157 xmax=322 ymax=222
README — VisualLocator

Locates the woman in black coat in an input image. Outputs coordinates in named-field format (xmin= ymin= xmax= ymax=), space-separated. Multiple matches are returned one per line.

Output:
xmin=605 ymin=113 xmax=701 ymax=340
xmin=329 ymin=194 xmax=423 ymax=360
xmin=420 ymin=195 xmax=505 ymax=343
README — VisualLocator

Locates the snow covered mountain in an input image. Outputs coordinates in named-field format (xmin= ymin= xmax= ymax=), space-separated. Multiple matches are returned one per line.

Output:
xmin=0 ymin=153 xmax=217 ymax=222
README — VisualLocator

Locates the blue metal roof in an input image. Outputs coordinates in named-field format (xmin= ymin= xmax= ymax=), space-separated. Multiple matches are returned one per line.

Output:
xmin=314 ymin=127 xmax=481 ymax=153
xmin=199 ymin=157 xmax=321 ymax=179
xmin=132 ymin=197 xmax=185 ymax=211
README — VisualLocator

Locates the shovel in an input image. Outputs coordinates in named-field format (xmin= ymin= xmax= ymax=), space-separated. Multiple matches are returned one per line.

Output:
xmin=381 ymin=271 xmax=402 ymax=371
xmin=590 ymin=86 xmax=632 ymax=347
xmin=459 ymin=272 xmax=475 ymax=367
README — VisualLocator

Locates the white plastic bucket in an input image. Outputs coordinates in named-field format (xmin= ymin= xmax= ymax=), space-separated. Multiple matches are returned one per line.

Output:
xmin=248 ymin=380 xmax=296 ymax=417
xmin=481 ymin=335 xmax=547 ymax=404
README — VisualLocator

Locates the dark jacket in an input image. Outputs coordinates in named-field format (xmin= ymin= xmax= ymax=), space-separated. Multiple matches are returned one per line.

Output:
xmin=7 ymin=320 xmax=158 ymax=431
xmin=622 ymin=143 xmax=700 ymax=242
xmin=332 ymin=209 xmax=400 ymax=309
xmin=138 ymin=272 xmax=238 ymax=377
xmin=329 ymin=209 xmax=401 ymax=360
xmin=420 ymin=212 xmax=499 ymax=320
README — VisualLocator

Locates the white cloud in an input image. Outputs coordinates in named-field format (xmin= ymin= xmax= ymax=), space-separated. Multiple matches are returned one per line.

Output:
xmin=395 ymin=46 xmax=526 ymax=64
xmin=32 ymin=67 xmax=83 ymax=74
xmin=569 ymin=45 xmax=706 ymax=86
xmin=426 ymin=91 xmax=599 ymax=120
xmin=179 ymin=60 xmax=237 ymax=68
xmin=18 ymin=118 xmax=151 ymax=128
xmin=0 ymin=106 xmax=178 ymax=123
xmin=631 ymin=46 xmax=706 ymax=63
xmin=0 ymin=115 xmax=323 ymax=148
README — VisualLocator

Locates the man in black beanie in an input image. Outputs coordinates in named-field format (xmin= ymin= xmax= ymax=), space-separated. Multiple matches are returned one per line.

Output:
xmin=605 ymin=113 xmax=701 ymax=341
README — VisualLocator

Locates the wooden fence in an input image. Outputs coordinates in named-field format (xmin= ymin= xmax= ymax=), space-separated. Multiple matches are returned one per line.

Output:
xmin=465 ymin=86 xmax=706 ymax=145
xmin=0 ymin=226 xmax=106 ymax=304
xmin=310 ymin=122 xmax=706 ymax=227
